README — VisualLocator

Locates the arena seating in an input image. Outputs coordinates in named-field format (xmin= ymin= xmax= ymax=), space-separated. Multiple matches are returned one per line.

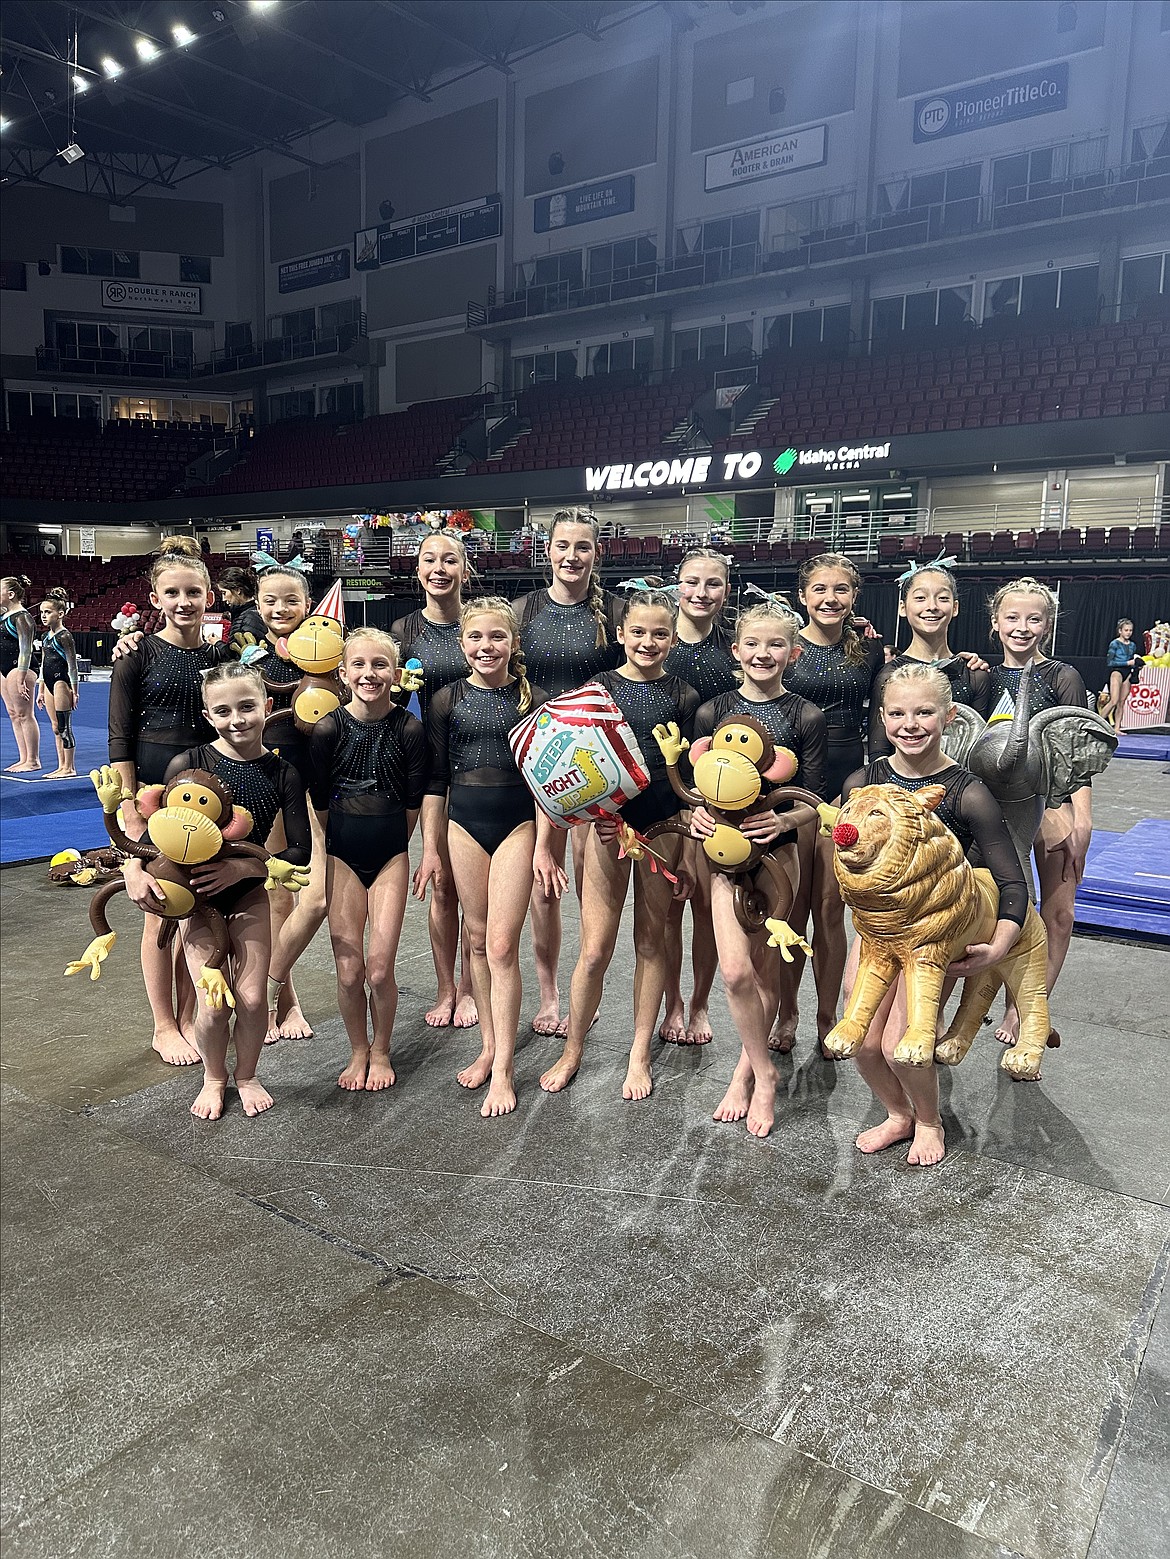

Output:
xmin=0 ymin=552 xmax=235 ymax=633
xmin=0 ymin=419 xmax=216 ymax=503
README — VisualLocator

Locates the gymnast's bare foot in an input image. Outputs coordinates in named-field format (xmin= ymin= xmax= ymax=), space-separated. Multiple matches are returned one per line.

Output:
xmin=907 ymin=1120 xmax=946 ymax=1166
xmin=365 ymin=1052 xmax=396 ymax=1091
xmin=531 ymin=994 xmax=561 ymax=1035
xmin=152 ymin=1025 xmax=201 ymax=1067
xmin=768 ymin=1014 xmax=796 ymax=1054
xmin=712 ymin=1073 xmax=753 ymax=1122
xmin=683 ymin=1005 xmax=713 ymax=1046
xmin=481 ymin=1073 xmax=517 ymax=1117
xmin=425 ymin=994 xmax=456 ymax=1028
xmin=453 ymin=993 xmax=479 ymax=1029
xmin=235 ymin=1076 xmax=275 ymax=1116
xmin=190 ymin=1078 xmax=227 ymax=1120
xmin=539 ymin=1045 xmax=581 ymax=1092
xmin=278 ymin=1002 xmax=313 ymax=1041
xmin=622 ymin=1053 xmax=653 ymax=1101
xmin=995 ymin=1004 xmax=1020 ymax=1046
xmin=338 ymin=1051 xmax=369 ymax=1090
xmin=457 ymin=1046 xmax=493 ymax=1089
xmin=856 ymin=1114 xmax=915 ymax=1154
xmin=659 ymin=1000 xmax=686 ymax=1044
xmin=746 ymin=1073 xmax=778 ymax=1138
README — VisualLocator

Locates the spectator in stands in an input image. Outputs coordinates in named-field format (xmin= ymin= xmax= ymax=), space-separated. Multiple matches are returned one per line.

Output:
xmin=36 ymin=588 xmax=79 ymax=778
xmin=514 ymin=511 xmax=622 ymax=1038
xmin=986 ymin=578 xmax=1093 ymax=1050
xmin=777 ymin=554 xmax=884 ymax=1054
xmin=661 ymin=548 xmax=737 ymax=1049
xmin=393 ymin=531 xmax=479 ymax=1030
xmin=1099 ymin=618 xmax=1138 ymax=729
xmin=216 ymin=565 xmax=266 ymax=642
xmin=199 ymin=535 xmax=212 ymax=558
xmin=1 ymin=573 xmax=40 ymax=771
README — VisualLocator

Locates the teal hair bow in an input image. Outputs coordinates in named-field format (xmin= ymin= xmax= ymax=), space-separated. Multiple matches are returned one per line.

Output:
xmin=897 ymin=552 xmax=959 ymax=585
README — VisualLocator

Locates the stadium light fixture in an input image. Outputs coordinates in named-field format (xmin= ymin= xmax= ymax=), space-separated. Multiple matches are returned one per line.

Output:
xmin=101 ymin=56 xmax=123 ymax=78
xmin=135 ymin=37 xmax=160 ymax=62
xmin=172 ymin=23 xmax=196 ymax=46
xmin=0 ymin=117 xmax=9 ymax=132
xmin=249 ymin=1 xmax=279 ymax=9
xmin=58 ymin=142 xmax=86 ymax=164
xmin=71 ymin=74 xmax=89 ymax=92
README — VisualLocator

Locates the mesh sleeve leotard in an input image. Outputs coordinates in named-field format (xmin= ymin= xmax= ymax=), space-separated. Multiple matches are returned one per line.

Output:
xmin=164 ymin=744 xmax=311 ymax=915
xmin=694 ymin=688 xmax=829 ymax=800
xmin=842 ymin=758 xmax=1029 ymax=924
xmin=426 ymin=678 xmax=549 ymax=855
xmin=257 ymin=642 xmax=312 ymax=788
xmin=784 ymin=634 xmax=884 ymax=798
xmin=664 ymin=627 xmax=738 ymax=704
xmin=515 ymin=589 xmax=623 ymax=697
xmin=868 ymin=654 xmax=992 ymax=759
xmin=390 ymin=610 xmax=468 ymax=715
xmin=987 ymin=658 xmax=1088 ymax=720
xmin=0 ymin=610 xmax=33 ymax=675
xmin=39 ymin=627 xmax=75 ymax=690
xmin=594 ymin=670 xmax=700 ymax=830
xmin=108 ymin=635 xmax=230 ymax=785
xmin=309 ymin=704 xmax=428 ymax=888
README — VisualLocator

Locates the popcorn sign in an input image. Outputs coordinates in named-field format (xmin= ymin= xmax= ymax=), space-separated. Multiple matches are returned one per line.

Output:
xmin=510 ymin=682 xmax=650 ymax=826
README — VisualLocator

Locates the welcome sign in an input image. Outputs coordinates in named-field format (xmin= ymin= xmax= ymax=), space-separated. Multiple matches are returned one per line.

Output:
xmin=704 ymin=124 xmax=827 ymax=192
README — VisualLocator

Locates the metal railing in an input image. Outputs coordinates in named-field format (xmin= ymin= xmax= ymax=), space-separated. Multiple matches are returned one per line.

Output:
xmin=35 ymin=345 xmax=196 ymax=380
xmin=196 ymin=316 xmax=369 ymax=377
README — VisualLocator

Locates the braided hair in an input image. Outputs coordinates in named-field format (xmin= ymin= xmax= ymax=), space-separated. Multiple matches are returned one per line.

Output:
xmin=460 ymin=596 xmax=532 ymax=713
xmin=548 ymin=509 xmax=608 ymax=649
xmin=798 ymin=551 xmax=867 ymax=667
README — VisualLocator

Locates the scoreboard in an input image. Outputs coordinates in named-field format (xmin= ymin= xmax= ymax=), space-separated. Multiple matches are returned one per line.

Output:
xmin=355 ymin=196 xmax=502 ymax=270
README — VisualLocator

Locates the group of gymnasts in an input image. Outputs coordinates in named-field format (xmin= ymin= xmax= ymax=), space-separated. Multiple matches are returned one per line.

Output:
xmin=1 ymin=574 xmax=81 ymax=778
xmin=88 ymin=518 xmax=1093 ymax=1162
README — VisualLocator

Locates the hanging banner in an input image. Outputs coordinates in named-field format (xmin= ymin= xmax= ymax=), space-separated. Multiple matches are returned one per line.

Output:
xmin=534 ymin=175 xmax=636 ymax=233
xmin=101 ymin=280 xmax=202 ymax=314
xmin=704 ymin=124 xmax=827 ymax=192
xmin=79 ymin=527 xmax=96 ymax=558
xmin=278 ymin=248 xmax=351 ymax=293
xmin=913 ymin=62 xmax=1069 ymax=143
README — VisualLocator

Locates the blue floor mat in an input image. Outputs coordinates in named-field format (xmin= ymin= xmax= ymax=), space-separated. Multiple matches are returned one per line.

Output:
xmin=1 ymin=681 xmax=111 ymax=864
xmin=1076 ymin=819 xmax=1170 ymax=940
xmin=1115 ymin=732 xmax=1170 ymax=761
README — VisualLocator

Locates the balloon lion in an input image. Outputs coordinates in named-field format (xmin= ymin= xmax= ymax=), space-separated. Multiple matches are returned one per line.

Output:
xmin=805 ymin=782 xmax=1055 ymax=1080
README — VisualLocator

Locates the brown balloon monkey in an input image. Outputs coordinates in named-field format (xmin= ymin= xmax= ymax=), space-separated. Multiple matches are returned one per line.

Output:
xmin=65 ymin=765 xmax=308 ymax=1009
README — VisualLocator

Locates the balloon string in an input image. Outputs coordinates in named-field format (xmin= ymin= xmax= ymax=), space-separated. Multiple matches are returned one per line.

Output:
xmin=616 ymin=828 xmax=680 ymax=885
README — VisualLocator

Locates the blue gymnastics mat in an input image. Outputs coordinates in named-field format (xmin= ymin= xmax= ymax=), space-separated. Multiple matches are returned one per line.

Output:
xmin=0 ymin=680 xmax=111 ymax=866
xmin=1115 ymin=732 xmax=1170 ymax=761
xmin=1075 ymin=819 xmax=1170 ymax=941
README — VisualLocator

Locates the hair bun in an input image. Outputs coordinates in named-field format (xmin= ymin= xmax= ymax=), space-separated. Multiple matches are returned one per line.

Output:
xmin=157 ymin=536 xmax=201 ymax=560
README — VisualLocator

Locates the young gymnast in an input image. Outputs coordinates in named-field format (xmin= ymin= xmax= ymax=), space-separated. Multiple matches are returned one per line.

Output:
xmin=249 ymin=565 xmax=329 ymax=1043
xmin=309 ymin=628 xmax=428 ymax=1092
xmin=986 ymin=578 xmax=1092 ymax=1047
xmin=1 ymin=574 xmax=40 ymax=772
xmin=418 ymin=598 xmax=561 ymax=1116
xmin=539 ymin=589 xmax=698 ymax=1101
xmin=868 ymin=561 xmax=991 ymax=758
xmin=777 ymin=554 xmax=884 ymax=1051
xmin=108 ymin=537 xmax=228 ymax=1065
xmin=37 ymin=588 xmax=79 ymax=777
xmin=1099 ymin=618 xmax=1137 ymax=729
xmin=839 ymin=663 xmax=1030 ymax=1165
xmin=122 ymin=662 xmax=311 ymax=1120
xmin=392 ymin=530 xmax=478 ymax=1031
xmin=515 ymin=510 xmax=623 ymax=1037
xmin=660 ymin=548 xmax=738 ymax=1047
xmin=690 ymin=600 xmax=829 ymax=1138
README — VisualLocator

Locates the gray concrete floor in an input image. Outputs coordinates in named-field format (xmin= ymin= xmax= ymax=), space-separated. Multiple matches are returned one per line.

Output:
xmin=1 ymin=759 xmax=1167 ymax=1559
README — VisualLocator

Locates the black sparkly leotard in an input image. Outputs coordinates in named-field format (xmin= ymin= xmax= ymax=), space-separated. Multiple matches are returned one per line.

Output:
xmin=784 ymin=634 xmax=885 ymax=799
xmin=515 ymin=589 xmax=623 ymax=698
xmin=426 ymin=679 xmax=549 ymax=856
xmin=987 ymin=659 xmax=1088 ymax=720
xmin=256 ymin=642 xmax=312 ymax=788
xmin=164 ymin=744 xmax=311 ymax=915
xmin=390 ymin=610 xmax=468 ymax=715
xmin=842 ymin=758 xmax=1029 ymax=924
xmin=868 ymin=653 xmax=992 ymax=759
xmin=0 ymin=610 xmax=33 ymax=675
xmin=309 ymin=704 xmax=428 ymax=887
xmin=39 ymin=627 xmax=75 ymax=690
xmin=664 ymin=626 xmax=738 ymax=704
xmin=694 ymin=689 xmax=829 ymax=800
xmin=594 ymin=670 xmax=700 ymax=831
xmin=108 ymin=635 xmax=231 ymax=785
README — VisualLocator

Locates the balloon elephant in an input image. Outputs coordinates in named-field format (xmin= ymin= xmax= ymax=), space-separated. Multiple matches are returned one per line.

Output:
xmin=944 ymin=661 xmax=1117 ymax=883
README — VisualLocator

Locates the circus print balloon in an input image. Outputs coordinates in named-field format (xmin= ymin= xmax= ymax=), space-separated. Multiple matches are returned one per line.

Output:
xmin=509 ymin=681 xmax=650 ymax=827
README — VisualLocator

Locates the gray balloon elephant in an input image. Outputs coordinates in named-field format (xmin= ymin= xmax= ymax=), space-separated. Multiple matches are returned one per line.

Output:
xmin=943 ymin=660 xmax=1118 ymax=884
